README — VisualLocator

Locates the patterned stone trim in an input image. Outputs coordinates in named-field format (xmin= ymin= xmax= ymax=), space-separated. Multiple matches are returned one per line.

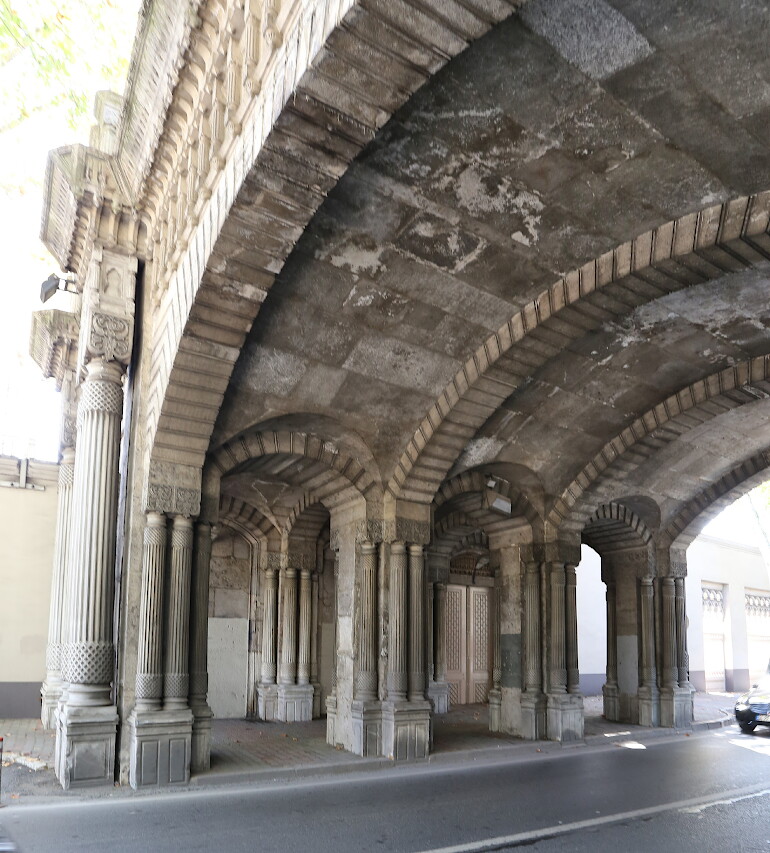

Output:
xmin=62 ymin=641 xmax=114 ymax=685
xmin=144 ymin=483 xmax=201 ymax=517
xmin=746 ymin=592 xmax=770 ymax=618
xmin=702 ymin=585 xmax=725 ymax=616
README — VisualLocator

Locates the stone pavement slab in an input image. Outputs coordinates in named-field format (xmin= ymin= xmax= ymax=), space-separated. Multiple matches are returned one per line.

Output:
xmin=0 ymin=692 xmax=740 ymax=802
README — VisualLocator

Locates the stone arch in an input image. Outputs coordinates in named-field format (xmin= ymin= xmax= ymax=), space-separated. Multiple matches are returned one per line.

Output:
xmin=582 ymin=502 xmax=654 ymax=555
xmin=389 ymin=193 xmax=770 ymax=505
xmin=661 ymin=451 xmax=770 ymax=550
xmin=144 ymin=0 xmax=520 ymax=482
xmin=549 ymin=356 xmax=770 ymax=533
xmin=434 ymin=469 xmax=541 ymax=535
xmin=218 ymin=494 xmax=276 ymax=542
xmin=210 ymin=427 xmax=382 ymax=511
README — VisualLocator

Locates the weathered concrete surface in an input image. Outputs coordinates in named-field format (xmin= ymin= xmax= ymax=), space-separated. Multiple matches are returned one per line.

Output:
xmin=214 ymin=0 xmax=770 ymax=540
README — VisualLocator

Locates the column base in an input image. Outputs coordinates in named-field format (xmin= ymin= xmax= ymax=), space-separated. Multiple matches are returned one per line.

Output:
xmin=547 ymin=693 xmax=584 ymax=742
xmin=602 ymin=683 xmax=620 ymax=722
xmin=56 ymin=702 xmax=118 ymax=790
xmin=637 ymin=684 xmax=660 ymax=727
xmin=258 ymin=683 xmax=279 ymax=721
xmin=277 ymin=683 xmax=314 ymax=722
xmin=660 ymin=686 xmax=693 ymax=728
xmin=326 ymin=693 xmax=337 ymax=746
xmin=488 ymin=687 xmax=502 ymax=732
xmin=381 ymin=699 xmax=431 ymax=761
xmin=618 ymin=691 xmax=639 ymax=725
xmin=41 ymin=676 xmax=63 ymax=729
xmin=190 ymin=702 xmax=213 ymax=773
xmin=427 ymin=680 xmax=450 ymax=715
xmin=520 ymin=692 xmax=547 ymax=740
xmin=312 ymin=681 xmax=322 ymax=718
xmin=128 ymin=708 xmax=193 ymax=788
xmin=351 ymin=700 xmax=382 ymax=756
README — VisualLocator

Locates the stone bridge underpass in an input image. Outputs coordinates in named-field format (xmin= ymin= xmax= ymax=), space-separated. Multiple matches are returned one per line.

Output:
xmin=29 ymin=0 xmax=770 ymax=789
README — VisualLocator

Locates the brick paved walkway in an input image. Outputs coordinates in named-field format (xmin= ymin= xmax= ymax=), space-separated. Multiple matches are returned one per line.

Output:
xmin=0 ymin=692 xmax=739 ymax=798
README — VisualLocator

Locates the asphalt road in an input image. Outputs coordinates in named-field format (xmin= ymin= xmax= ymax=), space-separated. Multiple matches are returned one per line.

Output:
xmin=2 ymin=725 xmax=770 ymax=853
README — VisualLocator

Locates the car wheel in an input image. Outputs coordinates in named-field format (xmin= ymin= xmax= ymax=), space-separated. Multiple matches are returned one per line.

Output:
xmin=739 ymin=721 xmax=757 ymax=734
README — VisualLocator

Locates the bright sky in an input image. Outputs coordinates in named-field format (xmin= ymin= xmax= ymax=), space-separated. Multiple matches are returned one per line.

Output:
xmin=0 ymin=0 xmax=141 ymax=461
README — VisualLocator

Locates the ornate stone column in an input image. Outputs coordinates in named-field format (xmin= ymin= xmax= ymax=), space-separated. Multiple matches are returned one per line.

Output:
xmin=297 ymin=569 xmax=312 ymax=686
xmin=189 ymin=521 xmax=213 ymax=772
xmin=675 ymin=577 xmax=690 ymax=689
xmin=549 ymin=563 xmax=567 ymax=696
xmin=602 ymin=579 xmax=619 ymax=721
xmin=135 ymin=513 xmax=167 ymax=712
xmin=164 ymin=516 xmax=194 ymax=710
xmin=546 ymin=559 xmax=583 ymax=742
xmin=352 ymin=540 xmax=382 ymax=756
xmin=276 ymin=563 xmax=312 ymax=722
xmin=58 ymin=358 xmax=123 ymax=788
xmin=258 ymin=567 xmax=278 ymax=719
xmin=41 ymin=447 xmax=76 ymax=728
xmin=427 ymin=581 xmax=450 ymax=714
xmin=387 ymin=542 xmax=408 ymax=701
xmin=637 ymin=576 xmax=659 ymax=726
xmin=661 ymin=577 xmax=678 ymax=690
xmin=565 ymin=563 xmax=579 ymax=694
xmin=488 ymin=578 xmax=502 ymax=731
xmin=279 ymin=567 xmax=298 ymax=685
xmin=355 ymin=541 xmax=378 ymax=701
xmin=311 ymin=563 xmax=321 ymax=717
xmin=325 ymin=550 xmax=339 ymax=746
xmin=521 ymin=561 xmax=545 ymax=740
xmin=408 ymin=545 xmax=425 ymax=702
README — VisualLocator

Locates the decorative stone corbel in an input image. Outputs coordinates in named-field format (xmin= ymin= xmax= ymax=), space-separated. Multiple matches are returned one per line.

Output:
xmin=77 ymin=246 xmax=137 ymax=376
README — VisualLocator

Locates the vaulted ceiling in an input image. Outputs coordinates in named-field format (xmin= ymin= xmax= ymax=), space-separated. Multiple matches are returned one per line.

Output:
xmin=213 ymin=0 xmax=770 ymax=545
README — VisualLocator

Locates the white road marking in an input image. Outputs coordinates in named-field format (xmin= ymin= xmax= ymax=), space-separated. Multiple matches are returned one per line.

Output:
xmin=417 ymin=785 xmax=770 ymax=853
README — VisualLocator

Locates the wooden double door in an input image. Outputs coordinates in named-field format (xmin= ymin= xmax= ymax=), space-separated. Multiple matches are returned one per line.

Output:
xmin=445 ymin=583 xmax=493 ymax=705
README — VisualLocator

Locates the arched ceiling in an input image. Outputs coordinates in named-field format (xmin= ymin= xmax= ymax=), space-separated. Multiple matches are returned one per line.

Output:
xmin=211 ymin=0 xmax=770 ymax=536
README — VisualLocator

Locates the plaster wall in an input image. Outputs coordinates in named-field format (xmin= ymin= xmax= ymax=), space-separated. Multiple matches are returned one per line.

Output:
xmin=686 ymin=535 xmax=770 ymax=692
xmin=0 ymin=457 xmax=58 ymax=717
xmin=207 ymin=618 xmax=248 ymax=718
xmin=207 ymin=530 xmax=252 ymax=718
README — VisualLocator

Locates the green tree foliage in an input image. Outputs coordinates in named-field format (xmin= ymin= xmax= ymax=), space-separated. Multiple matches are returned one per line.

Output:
xmin=0 ymin=0 xmax=138 ymax=136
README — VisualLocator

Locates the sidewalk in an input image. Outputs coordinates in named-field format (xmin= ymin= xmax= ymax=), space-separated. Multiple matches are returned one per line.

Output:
xmin=0 ymin=692 xmax=738 ymax=803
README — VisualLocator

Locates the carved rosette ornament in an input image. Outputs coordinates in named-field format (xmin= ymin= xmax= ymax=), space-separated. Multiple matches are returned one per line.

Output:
xmin=88 ymin=313 xmax=132 ymax=363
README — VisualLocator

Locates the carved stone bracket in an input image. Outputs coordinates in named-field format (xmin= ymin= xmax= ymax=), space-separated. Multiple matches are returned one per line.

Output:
xmin=354 ymin=518 xmax=432 ymax=545
xmin=144 ymin=483 xmax=201 ymax=518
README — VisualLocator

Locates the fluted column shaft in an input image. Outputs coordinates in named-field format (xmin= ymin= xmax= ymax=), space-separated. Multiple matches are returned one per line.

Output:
xmin=605 ymin=582 xmax=618 ymax=688
xmin=261 ymin=568 xmax=278 ymax=683
xmin=524 ymin=563 xmax=541 ymax=692
xmin=331 ymin=554 xmax=339 ymax=692
xmin=492 ymin=580 xmax=502 ymax=692
xmin=297 ymin=569 xmax=312 ymax=685
xmin=640 ymin=578 xmax=655 ymax=688
xmin=135 ymin=512 xmax=167 ymax=711
xmin=434 ymin=583 xmax=447 ymax=683
xmin=661 ymin=577 xmax=678 ymax=689
xmin=565 ymin=563 xmax=579 ymax=694
xmin=355 ymin=541 xmax=378 ymax=700
xmin=63 ymin=359 xmax=124 ymax=707
xmin=388 ymin=542 xmax=408 ymax=700
xmin=549 ymin=563 xmax=567 ymax=694
xmin=408 ymin=544 xmax=425 ymax=701
xmin=675 ymin=577 xmax=690 ymax=687
xmin=43 ymin=448 xmax=76 ymax=699
xmin=164 ymin=516 xmax=193 ymax=709
xmin=189 ymin=522 xmax=212 ymax=709
xmin=279 ymin=568 xmax=298 ymax=685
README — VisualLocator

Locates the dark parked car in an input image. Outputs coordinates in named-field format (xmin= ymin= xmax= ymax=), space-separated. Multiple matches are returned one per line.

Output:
xmin=735 ymin=674 xmax=770 ymax=733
